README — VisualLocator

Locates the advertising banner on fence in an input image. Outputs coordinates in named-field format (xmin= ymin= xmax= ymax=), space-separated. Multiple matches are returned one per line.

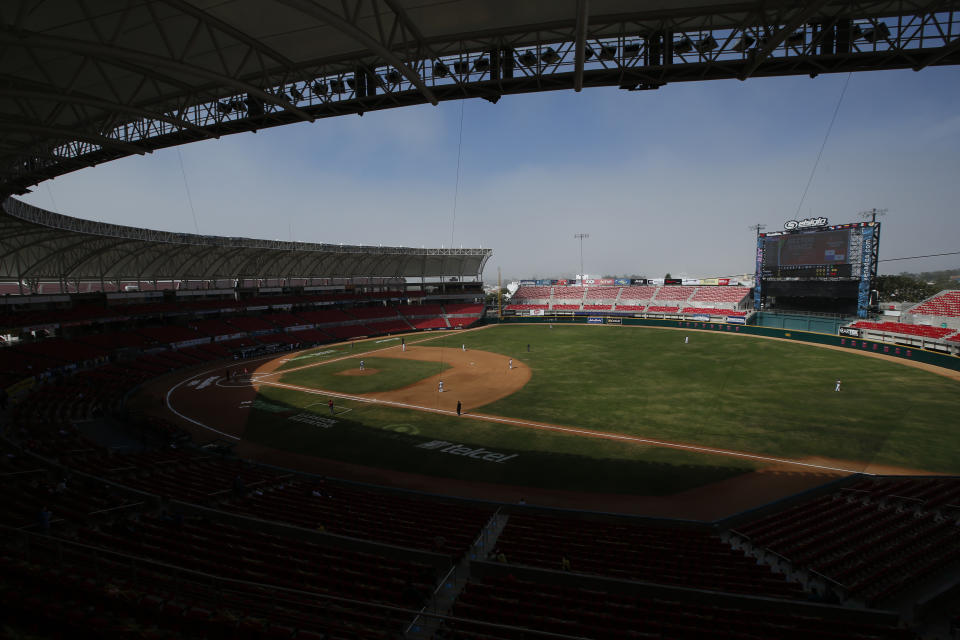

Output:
xmin=528 ymin=309 xmax=544 ymax=316
xmin=596 ymin=278 xmax=614 ymax=285
xmin=726 ymin=316 xmax=746 ymax=324
xmin=556 ymin=279 xmax=568 ymax=285
xmin=536 ymin=279 xmax=552 ymax=285
xmin=839 ymin=326 xmax=860 ymax=337
xmin=649 ymin=278 xmax=664 ymax=285
xmin=520 ymin=280 xmax=536 ymax=285
xmin=614 ymin=278 xmax=630 ymax=285
xmin=630 ymin=278 xmax=648 ymax=285
xmin=682 ymin=278 xmax=700 ymax=286
xmin=606 ymin=317 xmax=622 ymax=324
xmin=718 ymin=278 xmax=730 ymax=286
xmin=587 ymin=317 xmax=604 ymax=324
xmin=700 ymin=278 xmax=719 ymax=286
xmin=692 ymin=314 xmax=711 ymax=322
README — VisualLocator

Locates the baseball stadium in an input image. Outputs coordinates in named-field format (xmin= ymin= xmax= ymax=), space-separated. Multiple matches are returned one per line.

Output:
xmin=2 ymin=2 xmax=960 ymax=639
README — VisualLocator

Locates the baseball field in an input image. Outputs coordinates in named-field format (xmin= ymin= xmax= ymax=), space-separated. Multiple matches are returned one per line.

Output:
xmin=155 ymin=323 xmax=960 ymax=512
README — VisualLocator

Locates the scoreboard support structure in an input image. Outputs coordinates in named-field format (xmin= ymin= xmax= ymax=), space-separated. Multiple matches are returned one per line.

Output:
xmin=754 ymin=221 xmax=881 ymax=318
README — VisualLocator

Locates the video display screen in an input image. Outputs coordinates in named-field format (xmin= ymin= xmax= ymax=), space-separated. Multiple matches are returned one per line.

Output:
xmin=761 ymin=229 xmax=854 ymax=278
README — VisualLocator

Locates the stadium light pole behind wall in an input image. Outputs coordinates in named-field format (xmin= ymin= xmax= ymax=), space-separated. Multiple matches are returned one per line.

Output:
xmin=575 ymin=233 xmax=589 ymax=279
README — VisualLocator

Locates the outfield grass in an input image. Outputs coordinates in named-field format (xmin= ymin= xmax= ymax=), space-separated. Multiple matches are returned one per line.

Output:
xmin=247 ymin=324 xmax=960 ymax=494
xmin=428 ymin=325 xmax=960 ymax=473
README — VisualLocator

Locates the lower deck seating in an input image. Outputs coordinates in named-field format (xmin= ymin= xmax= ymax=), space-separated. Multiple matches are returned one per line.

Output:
xmin=736 ymin=482 xmax=960 ymax=604
xmin=441 ymin=577 xmax=912 ymax=640
xmin=495 ymin=513 xmax=803 ymax=599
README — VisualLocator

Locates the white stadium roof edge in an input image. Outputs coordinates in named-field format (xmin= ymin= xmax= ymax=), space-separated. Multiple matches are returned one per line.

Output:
xmin=0 ymin=196 xmax=490 ymax=284
xmin=0 ymin=1 xmax=957 ymax=284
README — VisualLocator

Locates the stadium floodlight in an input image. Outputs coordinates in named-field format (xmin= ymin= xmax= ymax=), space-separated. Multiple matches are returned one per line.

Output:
xmin=453 ymin=60 xmax=471 ymax=74
xmin=598 ymin=45 xmax=617 ymax=60
xmin=346 ymin=77 xmax=356 ymax=90
xmin=622 ymin=43 xmax=641 ymax=57
xmin=583 ymin=47 xmax=595 ymax=60
xmin=433 ymin=61 xmax=449 ymax=77
xmin=517 ymin=50 xmax=537 ymax=67
xmin=216 ymin=102 xmax=232 ymax=114
xmin=540 ymin=47 xmax=560 ymax=64
xmin=786 ymin=31 xmax=806 ymax=47
xmin=673 ymin=36 xmax=693 ymax=54
xmin=696 ymin=36 xmax=718 ymax=53
xmin=474 ymin=58 xmax=490 ymax=72
xmin=330 ymin=79 xmax=345 ymax=93
xmin=290 ymin=86 xmax=303 ymax=101
xmin=733 ymin=34 xmax=755 ymax=52
xmin=860 ymin=22 xmax=890 ymax=43
xmin=385 ymin=70 xmax=401 ymax=84
xmin=312 ymin=82 xmax=329 ymax=96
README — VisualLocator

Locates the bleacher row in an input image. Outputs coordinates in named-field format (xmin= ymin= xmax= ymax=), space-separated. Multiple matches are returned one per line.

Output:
xmin=0 ymin=302 xmax=483 ymax=388
xmin=0 ymin=290 xmax=445 ymax=332
xmin=507 ymin=284 xmax=750 ymax=315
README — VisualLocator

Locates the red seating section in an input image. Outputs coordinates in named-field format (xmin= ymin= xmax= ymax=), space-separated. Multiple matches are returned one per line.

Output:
xmin=907 ymin=290 xmax=960 ymax=318
xmin=682 ymin=307 xmax=748 ymax=316
xmin=850 ymin=321 xmax=954 ymax=339
xmin=653 ymin=286 xmax=697 ymax=301
xmin=647 ymin=305 xmax=680 ymax=313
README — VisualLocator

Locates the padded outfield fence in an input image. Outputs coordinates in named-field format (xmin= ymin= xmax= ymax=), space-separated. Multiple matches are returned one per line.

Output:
xmin=490 ymin=315 xmax=960 ymax=373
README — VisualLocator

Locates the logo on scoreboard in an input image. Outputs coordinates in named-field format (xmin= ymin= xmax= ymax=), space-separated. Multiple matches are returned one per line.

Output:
xmin=783 ymin=216 xmax=828 ymax=230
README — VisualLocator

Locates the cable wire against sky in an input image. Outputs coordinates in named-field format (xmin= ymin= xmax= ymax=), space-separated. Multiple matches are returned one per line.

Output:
xmin=794 ymin=72 xmax=853 ymax=218
xmin=177 ymin=149 xmax=201 ymax=235
xmin=450 ymin=100 xmax=465 ymax=248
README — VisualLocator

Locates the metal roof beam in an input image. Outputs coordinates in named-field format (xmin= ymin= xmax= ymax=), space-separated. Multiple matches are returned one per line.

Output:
xmin=157 ymin=0 xmax=299 ymax=71
xmin=0 ymin=27 xmax=315 ymax=123
xmin=273 ymin=0 xmax=438 ymax=106
xmin=913 ymin=35 xmax=960 ymax=71
xmin=738 ymin=1 xmax=830 ymax=81
xmin=0 ymin=121 xmax=147 ymax=156
xmin=0 ymin=85 xmax=212 ymax=139
xmin=574 ymin=0 xmax=589 ymax=92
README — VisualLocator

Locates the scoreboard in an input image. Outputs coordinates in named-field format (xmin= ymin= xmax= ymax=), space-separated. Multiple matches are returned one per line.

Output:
xmin=755 ymin=221 xmax=880 ymax=318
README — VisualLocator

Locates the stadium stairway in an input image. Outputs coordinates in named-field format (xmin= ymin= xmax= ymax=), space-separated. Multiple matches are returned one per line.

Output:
xmin=407 ymin=509 xmax=511 ymax=640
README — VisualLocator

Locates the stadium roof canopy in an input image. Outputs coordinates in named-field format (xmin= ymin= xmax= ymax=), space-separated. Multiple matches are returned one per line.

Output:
xmin=0 ymin=197 xmax=490 ymax=285
xmin=2 ymin=0 xmax=959 ymax=196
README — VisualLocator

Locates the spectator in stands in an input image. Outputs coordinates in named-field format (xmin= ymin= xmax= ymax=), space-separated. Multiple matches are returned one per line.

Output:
xmin=561 ymin=556 xmax=571 ymax=572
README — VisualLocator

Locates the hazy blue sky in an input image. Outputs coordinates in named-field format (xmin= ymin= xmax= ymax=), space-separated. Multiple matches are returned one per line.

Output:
xmin=22 ymin=66 xmax=960 ymax=282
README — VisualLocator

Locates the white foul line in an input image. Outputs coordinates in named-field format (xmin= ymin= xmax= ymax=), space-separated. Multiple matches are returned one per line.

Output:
xmin=252 ymin=378 xmax=870 ymax=475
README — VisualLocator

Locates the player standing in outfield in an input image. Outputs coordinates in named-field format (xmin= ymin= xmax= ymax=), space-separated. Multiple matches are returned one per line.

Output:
xmin=508 ymin=358 xmax=513 ymax=369
xmin=359 ymin=360 xmax=364 ymax=371
xmin=462 ymin=343 xmax=466 ymax=352
xmin=456 ymin=400 xmax=462 ymax=416
xmin=328 ymin=399 xmax=334 ymax=415
xmin=835 ymin=380 xmax=842 ymax=392
xmin=438 ymin=380 xmax=444 ymax=393
xmin=685 ymin=336 xmax=689 ymax=344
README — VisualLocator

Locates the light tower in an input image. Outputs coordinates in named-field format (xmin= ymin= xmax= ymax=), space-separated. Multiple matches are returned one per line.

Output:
xmin=574 ymin=233 xmax=589 ymax=280
xmin=858 ymin=208 xmax=888 ymax=223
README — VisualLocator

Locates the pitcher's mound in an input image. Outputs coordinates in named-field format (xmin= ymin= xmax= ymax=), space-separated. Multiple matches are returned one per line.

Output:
xmin=336 ymin=368 xmax=380 ymax=376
